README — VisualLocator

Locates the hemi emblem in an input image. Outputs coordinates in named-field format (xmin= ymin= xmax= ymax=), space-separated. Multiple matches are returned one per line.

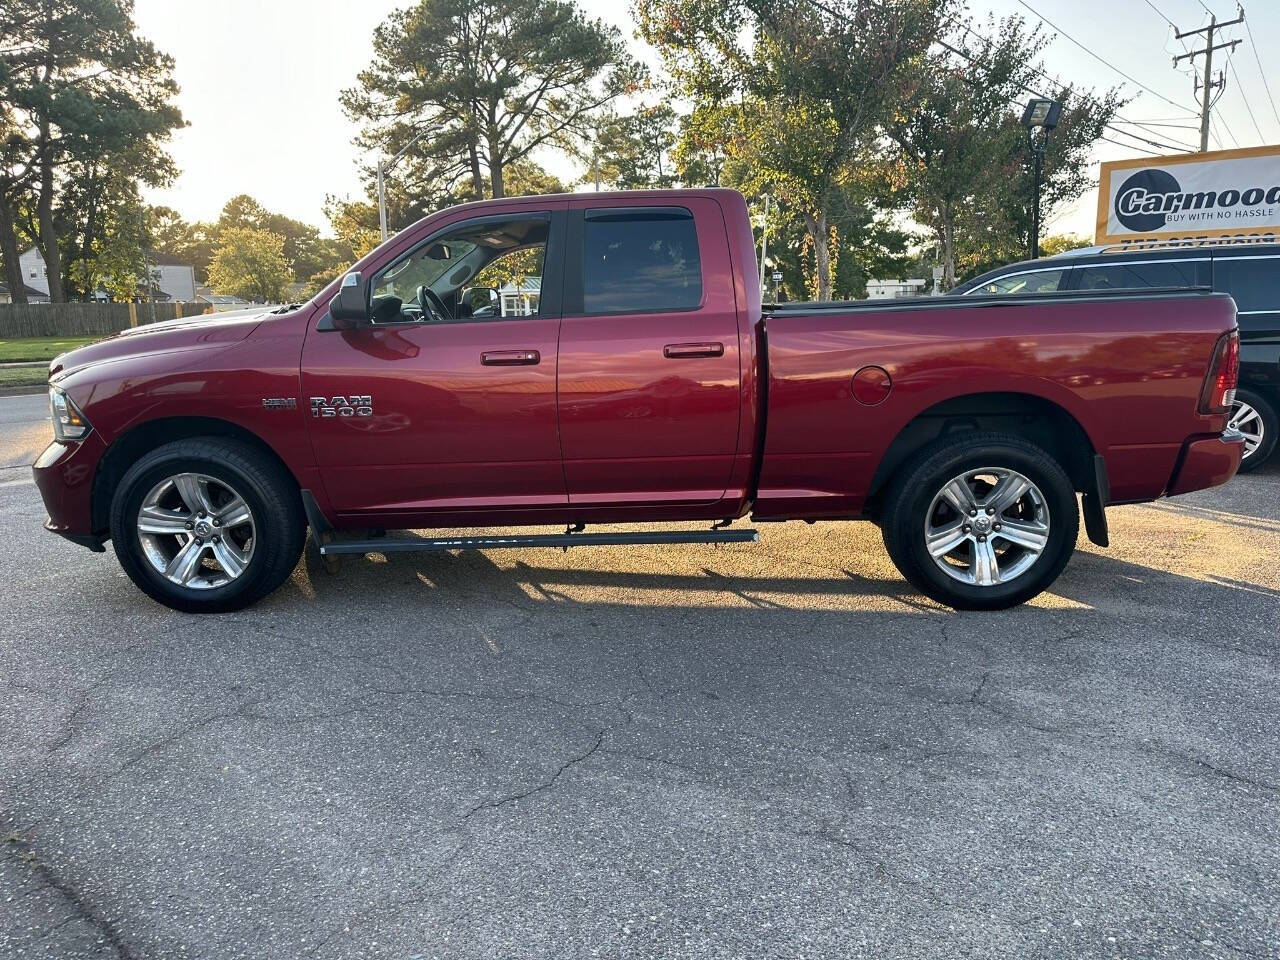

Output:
xmin=262 ymin=397 xmax=297 ymax=410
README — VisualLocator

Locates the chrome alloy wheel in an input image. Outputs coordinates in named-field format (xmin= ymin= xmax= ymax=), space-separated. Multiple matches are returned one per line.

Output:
xmin=1229 ymin=399 xmax=1265 ymax=461
xmin=923 ymin=467 xmax=1050 ymax=587
xmin=136 ymin=473 xmax=256 ymax=590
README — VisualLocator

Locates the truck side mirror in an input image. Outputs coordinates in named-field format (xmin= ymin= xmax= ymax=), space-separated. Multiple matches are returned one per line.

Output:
xmin=463 ymin=285 xmax=502 ymax=317
xmin=328 ymin=272 xmax=370 ymax=329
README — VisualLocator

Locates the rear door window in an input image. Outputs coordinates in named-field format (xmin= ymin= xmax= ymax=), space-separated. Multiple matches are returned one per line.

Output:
xmin=1213 ymin=256 xmax=1278 ymax=314
xmin=1073 ymin=259 xmax=1206 ymax=291
xmin=581 ymin=208 xmax=702 ymax=315
xmin=966 ymin=269 xmax=1066 ymax=296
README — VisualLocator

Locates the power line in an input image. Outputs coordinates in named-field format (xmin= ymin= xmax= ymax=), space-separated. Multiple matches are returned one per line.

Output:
xmin=1225 ymin=50 xmax=1264 ymax=141
xmin=1100 ymin=124 xmax=1194 ymax=154
xmin=954 ymin=20 xmax=1197 ymax=148
xmin=1142 ymin=0 xmax=1177 ymax=30
xmin=1217 ymin=113 xmax=1241 ymax=148
xmin=1243 ymin=16 xmax=1280 ymax=130
xmin=1013 ymin=0 xmax=1200 ymax=117
xmin=1109 ymin=119 xmax=1199 ymax=131
xmin=940 ymin=24 xmax=1195 ymax=152
xmin=812 ymin=0 xmax=1195 ymax=155
xmin=1099 ymin=135 xmax=1159 ymax=156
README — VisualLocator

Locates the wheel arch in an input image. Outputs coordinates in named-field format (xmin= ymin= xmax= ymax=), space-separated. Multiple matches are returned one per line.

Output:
xmin=91 ymin=416 xmax=301 ymax=535
xmin=865 ymin=391 xmax=1099 ymax=514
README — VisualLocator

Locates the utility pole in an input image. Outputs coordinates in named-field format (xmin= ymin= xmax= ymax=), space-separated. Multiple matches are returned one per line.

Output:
xmin=1173 ymin=6 xmax=1244 ymax=152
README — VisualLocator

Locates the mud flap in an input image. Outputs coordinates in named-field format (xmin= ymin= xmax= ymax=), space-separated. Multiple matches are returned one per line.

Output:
xmin=1081 ymin=454 xmax=1110 ymax=548
xmin=300 ymin=489 xmax=342 ymax=573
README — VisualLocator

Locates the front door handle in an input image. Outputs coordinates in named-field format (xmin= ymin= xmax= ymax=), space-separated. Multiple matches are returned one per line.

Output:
xmin=663 ymin=342 xmax=724 ymax=359
xmin=481 ymin=350 xmax=540 ymax=366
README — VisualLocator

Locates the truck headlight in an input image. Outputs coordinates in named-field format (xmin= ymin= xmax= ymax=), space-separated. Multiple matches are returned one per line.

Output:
xmin=49 ymin=386 xmax=91 ymax=441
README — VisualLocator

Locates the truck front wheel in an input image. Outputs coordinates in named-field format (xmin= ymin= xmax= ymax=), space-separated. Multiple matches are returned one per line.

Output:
xmin=109 ymin=438 xmax=306 ymax=613
xmin=880 ymin=433 xmax=1079 ymax=611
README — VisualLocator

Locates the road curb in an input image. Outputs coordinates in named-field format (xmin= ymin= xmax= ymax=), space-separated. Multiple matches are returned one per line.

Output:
xmin=0 ymin=385 xmax=47 ymax=397
xmin=0 ymin=361 xmax=47 ymax=369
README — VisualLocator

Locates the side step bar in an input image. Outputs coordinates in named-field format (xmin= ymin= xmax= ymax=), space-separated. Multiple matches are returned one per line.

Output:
xmin=319 ymin=529 xmax=759 ymax=557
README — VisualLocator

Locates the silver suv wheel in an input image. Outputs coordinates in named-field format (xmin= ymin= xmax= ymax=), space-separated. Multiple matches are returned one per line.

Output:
xmin=1229 ymin=399 xmax=1264 ymax=461
xmin=924 ymin=467 xmax=1050 ymax=587
xmin=136 ymin=472 xmax=256 ymax=589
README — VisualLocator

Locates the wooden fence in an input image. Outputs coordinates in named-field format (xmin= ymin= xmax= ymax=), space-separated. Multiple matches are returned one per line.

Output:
xmin=0 ymin=301 xmax=211 ymax=339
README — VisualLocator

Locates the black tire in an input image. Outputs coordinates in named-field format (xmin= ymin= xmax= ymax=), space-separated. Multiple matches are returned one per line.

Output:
xmin=881 ymin=432 xmax=1079 ymax=611
xmin=109 ymin=438 xmax=305 ymax=613
xmin=1232 ymin=388 xmax=1278 ymax=473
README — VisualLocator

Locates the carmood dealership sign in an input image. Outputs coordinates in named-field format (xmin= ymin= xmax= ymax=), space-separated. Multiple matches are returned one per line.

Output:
xmin=1096 ymin=144 xmax=1280 ymax=244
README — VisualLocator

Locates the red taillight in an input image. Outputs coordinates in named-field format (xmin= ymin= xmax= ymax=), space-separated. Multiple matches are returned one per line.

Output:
xmin=1199 ymin=330 xmax=1240 ymax=415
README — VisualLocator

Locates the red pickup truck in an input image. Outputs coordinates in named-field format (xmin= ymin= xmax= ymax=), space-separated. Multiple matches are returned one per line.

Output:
xmin=34 ymin=189 xmax=1243 ymax=613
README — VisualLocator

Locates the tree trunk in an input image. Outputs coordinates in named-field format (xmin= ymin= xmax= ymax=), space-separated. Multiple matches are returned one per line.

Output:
xmin=803 ymin=210 xmax=832 ymax=302
xmin=0 ymin=198 xmax=27 ymax=303
xmin=486 ymin=104 xmax=504 ymax=199
xmin=35 ymin=121 xmax=65 ymax=303
xmin=487 ymin=132 xmax=504 ymax=199
xmin=939 ymin=203 xmax=956 ymax=291
xmin=468 ymin=141 xmax=484 ymax=200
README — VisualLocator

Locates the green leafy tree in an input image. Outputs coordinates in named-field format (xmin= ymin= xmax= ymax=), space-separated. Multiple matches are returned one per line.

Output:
xmin=215 ymin=195 xmax=339 ymax=284
xmin=147 ymin=206 xmax=216 ymax=282
xmin=1039 ymin=233 xmax=1092 ymax=258
xmin=887 ymin=16 xmax=1121 ymax=287
xmin=758 ymin=174 xmax=910 ymax=301
xmin=66 ymin=185 xmax=149 ymax=301
xmin=324 ymin=195 xmax=382 ymax=263
xmin=588 ymin=104 xmax=679 ymax=189
xmin=208 ymin=227 xmax=292 ymax=303
xmin=0 ymin=0 xmax=183 ymax=302
xmin=637 ymin=0 xmax=954 ymax=300
xmin=341 ymin=0 xmax=641 ymax=211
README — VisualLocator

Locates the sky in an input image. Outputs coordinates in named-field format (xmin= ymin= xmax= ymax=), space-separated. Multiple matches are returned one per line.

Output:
xmin=134 ymin=0 xmax=1280 ymax=242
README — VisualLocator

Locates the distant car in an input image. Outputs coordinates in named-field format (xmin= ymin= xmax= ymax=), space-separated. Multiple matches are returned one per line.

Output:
xmin=954 ymin=241 xmax=1279 ymax=471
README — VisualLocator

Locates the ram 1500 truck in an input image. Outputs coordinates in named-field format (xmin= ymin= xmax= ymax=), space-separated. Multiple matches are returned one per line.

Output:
xmin=34 ymin=189 xmax=1244 ymax=613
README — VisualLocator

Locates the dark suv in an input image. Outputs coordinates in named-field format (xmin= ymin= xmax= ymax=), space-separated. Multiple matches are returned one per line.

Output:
xmin=954 ymin=242 xmax=1279 ymax=471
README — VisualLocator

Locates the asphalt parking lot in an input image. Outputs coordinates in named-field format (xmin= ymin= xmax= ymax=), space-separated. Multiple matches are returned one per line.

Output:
xmin=1 ymin=391 xmax=1277 ymax=960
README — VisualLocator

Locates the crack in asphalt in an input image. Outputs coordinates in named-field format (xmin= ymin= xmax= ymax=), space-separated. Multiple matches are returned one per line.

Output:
xmin=1142 ymin=745 xmax=1280 ymax=796
xmin=4 ymin=832 xmax=137 ymax=959
xmin=463 ymin=727 xmax=607 ymax=819
xmin=47 ymin=670 xmax=124 ymax=754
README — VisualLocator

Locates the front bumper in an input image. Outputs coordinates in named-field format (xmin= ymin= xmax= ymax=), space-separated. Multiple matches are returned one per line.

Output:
xmin=32 ymin=434 xmax=108 ymax=551
xmin=1168 ymin=432 xmax=1245 ymax=496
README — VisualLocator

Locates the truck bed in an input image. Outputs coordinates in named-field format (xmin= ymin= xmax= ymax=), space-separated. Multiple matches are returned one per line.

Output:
xmin=754 ymin=289 xmax=1238 ymax=518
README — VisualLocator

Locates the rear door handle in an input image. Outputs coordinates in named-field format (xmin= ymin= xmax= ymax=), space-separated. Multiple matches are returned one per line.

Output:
xmin=481 ymin=350 xmax=541 ymax=366
xmin=663 ymin=342 xmax=724 ymax=359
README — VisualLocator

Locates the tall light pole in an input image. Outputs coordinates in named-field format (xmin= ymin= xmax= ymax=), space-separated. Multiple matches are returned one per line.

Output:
xmin=1020 ymin=98 xmax=1061 ymax=260
xmin=377 ymin=127 xmax=433 ymax=242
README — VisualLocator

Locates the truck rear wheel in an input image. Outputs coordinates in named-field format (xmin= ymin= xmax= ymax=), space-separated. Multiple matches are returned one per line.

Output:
xmin=109 ymin=438 xmax=305 ymax=613
xmin=880 ymin=433 xmax=1079 ymax=611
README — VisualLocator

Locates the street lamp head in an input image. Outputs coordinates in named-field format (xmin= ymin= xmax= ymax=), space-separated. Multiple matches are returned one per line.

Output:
xmin=1020 ymin=98 xmax=1062 ymax=131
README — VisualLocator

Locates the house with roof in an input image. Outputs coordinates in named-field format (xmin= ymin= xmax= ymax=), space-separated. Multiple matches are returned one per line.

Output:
xmin=195 ymin=287 xmax=254 ymax=312
xmin=0 ymin=281 xmax=51 ymax=304
xmin=18 ymin=247 xmax=197 ymax=302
